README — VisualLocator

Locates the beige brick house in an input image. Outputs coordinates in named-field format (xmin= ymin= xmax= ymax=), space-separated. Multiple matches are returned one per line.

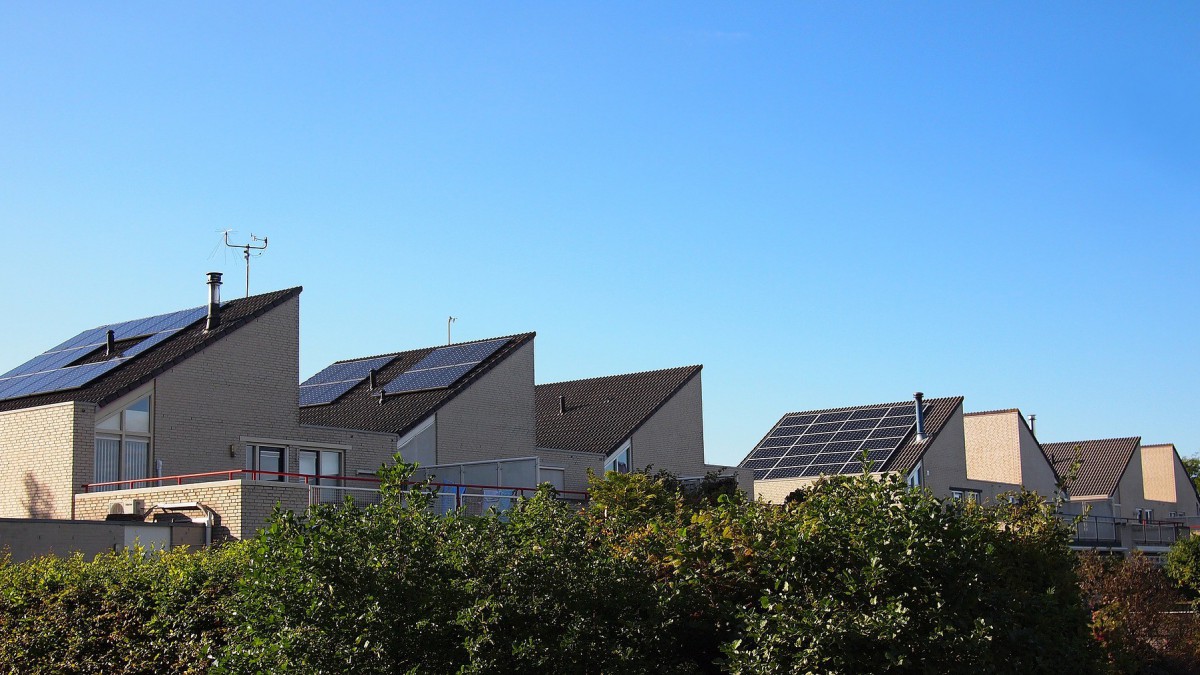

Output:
xmin=0 ymin=275 xmax=396 ymax=540
xmin=963 ymin=408 xmax=1061 ymax=500
xmin=742 ymin=394 xmax=993 ymax=503
xmin=534 ymin=366 xmax=748 ymax=492
xmin=1044 ymin=437 xmax=1200 ymax=521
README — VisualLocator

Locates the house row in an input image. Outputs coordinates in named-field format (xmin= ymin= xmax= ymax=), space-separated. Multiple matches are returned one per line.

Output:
xmin=738 ymin=397 xmax=1199 ymax=554
xmin=0 ymin=276 xmax=740 ymax=543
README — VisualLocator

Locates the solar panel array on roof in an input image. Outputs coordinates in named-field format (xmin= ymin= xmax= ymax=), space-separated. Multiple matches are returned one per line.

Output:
xmin=299 ymin=355 xmax=397 ymax=407
xmin=381 ymin=338 xmax=509 ymax=396
xmin=0 ymin=305 xmax=208 ymax=402
xmin=743 ymin=404 xmax=924 ymax=481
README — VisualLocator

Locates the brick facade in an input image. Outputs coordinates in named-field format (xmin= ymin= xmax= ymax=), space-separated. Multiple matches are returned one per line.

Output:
xmin=74 ymin=480 xmax=309 ymax=541
xmin=0 ymin=402 xmax=94 ymax=519
xmin=436 ymin=340 xmax=536 ymax=466
xmin=629 ymin=375 xmax=706 ymax=476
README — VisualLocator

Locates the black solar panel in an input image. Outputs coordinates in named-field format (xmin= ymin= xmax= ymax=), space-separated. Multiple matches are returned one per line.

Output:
xmin=0 ymin=305 xmax=208 ymax=402
xmin=381 ymin=338 xmax=510 ymax=396
xmin=299 ymin=355 xmax=398 ymax=407
xmin=742 ymin=401 xmax=926 ymax=476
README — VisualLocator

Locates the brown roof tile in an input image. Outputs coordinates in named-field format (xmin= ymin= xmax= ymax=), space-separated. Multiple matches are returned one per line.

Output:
xmin=1043 ymin=437 xmax=1141 ymax=498
xmin=298 ymin=333 xmax=535 ymax=437
xmin=535 ymin=365 xmax=701 ymax=455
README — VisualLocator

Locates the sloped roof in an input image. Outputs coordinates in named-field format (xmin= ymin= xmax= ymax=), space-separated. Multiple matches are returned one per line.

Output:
xmin=0 ymin=287 xmax=302 ymax=413
xmin=535 ymin=365 xmax=702 ymax=455
xmin=1043 ymin=437 xmax=1141 ymax=498
xmin=299 ymin=333 xmax=535 ymax=437
xmin=740 ymin=395 xmax=963 ymax=480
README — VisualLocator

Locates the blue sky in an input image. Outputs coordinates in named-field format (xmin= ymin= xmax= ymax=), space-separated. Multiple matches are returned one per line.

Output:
xmin=1 ymin=3 xmax=1197 ymax=466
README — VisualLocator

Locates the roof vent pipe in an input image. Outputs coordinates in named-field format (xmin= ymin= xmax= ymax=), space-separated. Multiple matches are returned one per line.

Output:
xmin=205 ymin=272 xmax=223 ymax=331
xmin=105 ymin=329 xmax=115 ymax=356
xmin=558 ymin=395 xmax=566 ymax=415
xmin=913 ymin=392 xmax=927 ymax=441
xmin=1028 ymin=414 xmax=1036 ymax=437
xmin=368 ymin=368 xmax=377 ymax=390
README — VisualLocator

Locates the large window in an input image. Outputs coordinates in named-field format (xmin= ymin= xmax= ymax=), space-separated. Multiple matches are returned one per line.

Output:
xmin=301 ymin=449 xmax=343 ymax=503
xmin=247 ymin=444 xmax=287 ymax=481
xmin=95 ymin=394 xmax=152 ymax=490
xmin=605 ymin=441 xmax=632 ymax=474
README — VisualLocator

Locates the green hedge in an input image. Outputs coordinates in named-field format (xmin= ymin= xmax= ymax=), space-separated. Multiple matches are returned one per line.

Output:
xmin=0 ymin=465 xmax=1102 ymax=673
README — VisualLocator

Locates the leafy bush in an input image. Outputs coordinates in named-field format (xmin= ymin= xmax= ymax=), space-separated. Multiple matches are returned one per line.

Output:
xmin=1078 ymin=551 xmax=1200 ymax=674
xmin=0 ymin=543 xmax=246 ymax=674
xmin=1165 ymin=535 xmax=1200 ymax=599
xmin=0 ymin=462 xmax=1103 ymax=673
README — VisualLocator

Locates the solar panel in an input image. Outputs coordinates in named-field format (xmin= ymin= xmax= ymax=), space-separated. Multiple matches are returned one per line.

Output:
xmin=742 ymin=401 xmax=928 ymax=477
xmin=299 ymin=355 xmax=397 ymax=407
xmin=0 ymin=305 xmax=208 ymax=402
xmin=381 ymin=338 xmax=509 ymax=396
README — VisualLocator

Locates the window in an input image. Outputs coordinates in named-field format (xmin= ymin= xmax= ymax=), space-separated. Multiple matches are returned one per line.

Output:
xmin=950 ymin=488 xmax=981 ymax=504
xmin=398 ymin=416 xmax=436 ymax=467
xmin=605 ymin=441 xmax=631 ymax=474
xmin=300 ymin=449 xmax=343 ymax=503
xmin=94 ymin=394 xmax=153 ymax=490
xmin=906 ymin=460 xmax=923 ymax=488
xmin=247 ymin=444 xmax=287 ymax=481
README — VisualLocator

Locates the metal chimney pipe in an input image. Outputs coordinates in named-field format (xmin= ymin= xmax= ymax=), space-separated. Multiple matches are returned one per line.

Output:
xmin=105 ymin=329 xmax=115 ymax=356
xmin=913 ymin=392 xmax=927 ymax=441
xmin=205 ymin=272 xmax=223 ymax=331
xmin=558 ymin=395 xmax=566 ymax=415
xmin=368 ymin=368 xmax=377 ymax=390
xmin=1028 ymin=414 xmax=1036 ymax=437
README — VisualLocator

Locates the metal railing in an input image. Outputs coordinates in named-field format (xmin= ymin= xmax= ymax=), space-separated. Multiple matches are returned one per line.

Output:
xmin=1059 ymin=513 xmax=1189 ymax=549
xmin=81 ymin=470 xmax=589 ymax=513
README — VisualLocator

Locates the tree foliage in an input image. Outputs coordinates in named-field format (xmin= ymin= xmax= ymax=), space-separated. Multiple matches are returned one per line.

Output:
xmin=0 ymin=462 xmax=1106 ymax=673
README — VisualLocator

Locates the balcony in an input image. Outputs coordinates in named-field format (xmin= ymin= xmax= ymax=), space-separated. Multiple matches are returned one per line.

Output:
xmin=75 ymin=470 xmax=587 ymax=541
xmin=1060 ymin=513 xmax=1190 ymax=553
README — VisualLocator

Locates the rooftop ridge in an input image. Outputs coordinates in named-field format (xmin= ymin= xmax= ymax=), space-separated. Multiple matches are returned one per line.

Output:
xmin=537 ymin=364 xmax=701 ymax=389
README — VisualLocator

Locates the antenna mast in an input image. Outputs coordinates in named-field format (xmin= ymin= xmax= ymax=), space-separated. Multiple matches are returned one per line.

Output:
xmin=224 ymin=232 xmax=268 ymax=298
xmin=447 ymin=316 xmax=457 ymax=345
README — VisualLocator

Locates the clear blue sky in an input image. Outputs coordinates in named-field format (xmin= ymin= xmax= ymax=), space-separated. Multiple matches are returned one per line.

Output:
xmin=1 ymin=3 xmax=1197 ymax=466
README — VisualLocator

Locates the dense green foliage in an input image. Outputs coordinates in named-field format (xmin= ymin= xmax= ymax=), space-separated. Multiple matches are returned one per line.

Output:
xmin=1166 ymin=535 xmax=1200 ymax=599
xmin=0 ymin=465 xmax=1113 ymax=673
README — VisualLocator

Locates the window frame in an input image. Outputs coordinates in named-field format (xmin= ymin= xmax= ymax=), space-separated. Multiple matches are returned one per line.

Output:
xmin=247 ymin=444 xmax=288 ymax=481
xmin=950 ymin=487 xmax=982 ymax=504
xmin=605 ymin=440 xmax=632 ymax=474
xmin=94 ymin=389 xmax=154 ymax=489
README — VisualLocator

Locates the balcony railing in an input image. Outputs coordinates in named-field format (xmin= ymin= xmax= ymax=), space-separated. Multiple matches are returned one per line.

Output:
xmin=1059 ymin=513 xmax=1189 ymax=549
xmin=81 ymin=469 xmax=588 ymax=513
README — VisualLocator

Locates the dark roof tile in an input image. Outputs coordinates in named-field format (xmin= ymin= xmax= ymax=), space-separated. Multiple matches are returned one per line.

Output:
xmin=1043 ymin=437 xmax=1141 ymax=498
xmin=535 ymin=365 xmax=701 ymax=455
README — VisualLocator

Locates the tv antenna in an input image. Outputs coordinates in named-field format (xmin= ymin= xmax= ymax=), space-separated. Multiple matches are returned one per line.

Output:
xmin=224 ymin=232 xmax=268 ymax=298
xmin=447 ymin=316 xmax=457 ymax=345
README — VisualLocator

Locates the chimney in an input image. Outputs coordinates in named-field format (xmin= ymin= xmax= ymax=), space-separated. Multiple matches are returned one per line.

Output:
xmin=1028 ymin=414 xmax=1036 ymax=437
xmin=558 ymin=395 xmax=566 ymax=415
xmin=913 ymin=392 xmax=927 ymax=441
xmin=105 ymin=329 xmax=115 ymax=356
xmin=205 ymin=272 xmax=223 ymax=331
xmin=368 ymin=368 xmax=377 ymax=390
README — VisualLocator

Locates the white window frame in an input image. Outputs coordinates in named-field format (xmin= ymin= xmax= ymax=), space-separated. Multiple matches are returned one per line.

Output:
xmin=950 ymin=487 xmax=981 ymax=504
xmin=906 ymin=460 xmax=923 ymax=488
xmin=94 ymin=387 xmax=154 ymax=489
xmin=605 ymin=440 xmax=632 ymax=474
xmin=397 ymin=415 xmax=436 ymax=467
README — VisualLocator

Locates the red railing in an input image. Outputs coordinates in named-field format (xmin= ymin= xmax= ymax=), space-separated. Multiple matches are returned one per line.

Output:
xmin=81 ymin=470 xmax=588 ymax=502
